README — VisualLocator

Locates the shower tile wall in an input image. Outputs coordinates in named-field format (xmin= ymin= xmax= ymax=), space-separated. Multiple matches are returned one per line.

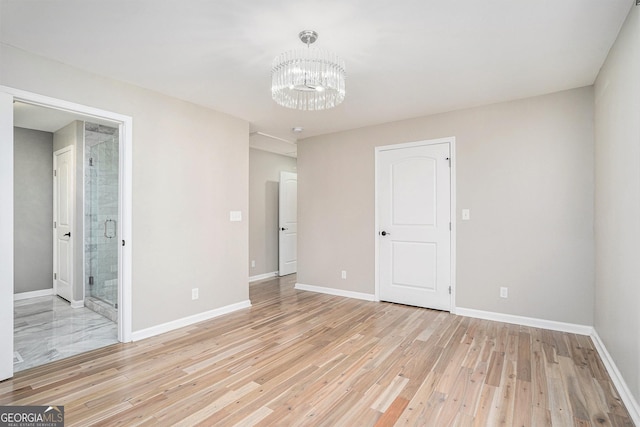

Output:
xmin=84 ymin=123 xmax=119 ymax=320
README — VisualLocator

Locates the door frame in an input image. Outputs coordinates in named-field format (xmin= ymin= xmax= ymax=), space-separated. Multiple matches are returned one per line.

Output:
xmin=53 ymin=145 xmax=75 ymax=302
xmin=0 ymin=85 xmax=133 ymax=380
xmin=374 ymin=137 xmax=457 ymax=312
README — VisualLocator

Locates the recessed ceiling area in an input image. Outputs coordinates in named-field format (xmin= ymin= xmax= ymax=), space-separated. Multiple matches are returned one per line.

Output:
xmin=1 ymin=0 xmax=633 ymax=151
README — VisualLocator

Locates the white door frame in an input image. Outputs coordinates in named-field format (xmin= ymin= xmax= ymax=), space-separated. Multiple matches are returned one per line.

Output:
xmin=53 ymin=145 xmax=75 ymax=302
xmin=374 ymin=137 xmax=457 ymax=312
xmin=0 ymin=86 xmax=133 ymax=381
xmin=0 ymin=92 xmax=14 ymax=381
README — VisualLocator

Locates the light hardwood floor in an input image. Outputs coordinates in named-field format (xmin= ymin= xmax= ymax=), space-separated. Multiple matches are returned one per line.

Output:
xmin=0 ymin=275 xmax=633 ymax=426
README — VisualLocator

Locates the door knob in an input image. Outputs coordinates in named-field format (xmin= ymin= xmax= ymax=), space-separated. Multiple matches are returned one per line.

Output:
xmin=281 ymin=227 xmax=288 ymax=231
xmin=380 ymin=231 xmax=390 ymax=236
xmin=64 ymin=232 xmax=71 ymax=237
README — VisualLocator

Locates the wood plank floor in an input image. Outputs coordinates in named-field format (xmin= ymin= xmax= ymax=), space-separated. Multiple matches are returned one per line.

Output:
xmin=0 ymin=275 xmax=634 ymax=426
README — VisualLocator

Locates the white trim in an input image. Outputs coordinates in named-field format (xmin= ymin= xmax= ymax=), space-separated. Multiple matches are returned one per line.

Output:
xmin=591 ymin=331 xmax=640 ymax=425
xmin=131 ymin=300 xmax=252 ymax=342
xmin=70 ymin=299 xmax=84 ymax=308
xmin=14 ymin=289 xmax=54 ymax=301
xmin=119 ymin=119 xmax=133 ymax=343
xmin=0 ymin=85 xmax=134 ymax=344
xmin=0 ymin=92 xmax=14 ymax=380
xmin=449 ymin=139 xmax=457 ymax=313
xmin=249 ymin=272 xmax=279 ymax=282
xmin=295 ymin=283 xmax=376 ymax=302
xmin=374 ymin=137 xmax=457 ymax=311
xmin=456 ymin=307 xmax=594 ymax=336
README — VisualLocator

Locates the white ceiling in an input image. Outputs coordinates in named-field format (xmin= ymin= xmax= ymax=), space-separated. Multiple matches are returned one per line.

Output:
xmin=13 ymin=102 xmax=118 ymax=133
xmin=1 ymin=0 xmax=633 ymax=153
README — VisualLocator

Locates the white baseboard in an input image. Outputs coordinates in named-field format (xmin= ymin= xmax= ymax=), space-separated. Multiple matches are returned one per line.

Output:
xmin=295 ymin=283 xmax=376 ymax=302
xmin=14 ymin=288 xmax=53 ymax=301
xmin=455 ymin=307 xmax=594 ymax=336
xmin=70 ymin=299 xmax=84 ymax=308
xmin=591 ymin=331 xmax=640 ymax=425
xmin=132 ymin=300 xmax=252 ymax=342
xmin=249 ymin=271 xmax=278 ymax=283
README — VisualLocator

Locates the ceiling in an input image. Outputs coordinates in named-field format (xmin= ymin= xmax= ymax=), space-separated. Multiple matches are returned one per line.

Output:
xmin=1 ymin=0 xmax=633 ymax=156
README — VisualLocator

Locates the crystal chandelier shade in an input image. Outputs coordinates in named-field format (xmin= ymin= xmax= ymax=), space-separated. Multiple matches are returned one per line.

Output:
xmin=271 ymin=31 xmax=346 ymax=111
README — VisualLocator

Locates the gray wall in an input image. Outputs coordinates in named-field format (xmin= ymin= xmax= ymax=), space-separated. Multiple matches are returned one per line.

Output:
xmin=249 ymin=148 xmax=297 ymax=277
xmin=298 ymin=87 xmax=595 ymax=326
xmin=594 ymin=6 xmax=640 ymax=404
xmin=1 ymin=44 xmax=250 ymax=332
xmin=53 ymin=121 xmax=84 ymax=302
xmin=14 ymin=127 xmax=53 ymax=294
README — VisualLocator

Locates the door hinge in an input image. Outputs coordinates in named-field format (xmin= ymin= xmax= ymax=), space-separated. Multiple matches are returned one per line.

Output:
xmin=54 ymin=273 xmax=57 ymax=280
xmin=449 ymin=286 xmax=451 ymax=294
xmin=53 ymin=221 xmax=56 ymax=228
xmin=54 ymin=169 xmax=57 ymax=177
xmin=122 ymin=239 xmax=126 ymax=247
xmin=446 ymin=157 xmax=451 ymax=167
xmin=449 ymin=222 xmax=451 ymax=231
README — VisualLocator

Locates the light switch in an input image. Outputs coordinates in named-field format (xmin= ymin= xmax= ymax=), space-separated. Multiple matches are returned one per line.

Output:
xmin=462 ymin=209 xmax=470 ymax=220
xmin=230 ymin=211 xmax=242 ymax=222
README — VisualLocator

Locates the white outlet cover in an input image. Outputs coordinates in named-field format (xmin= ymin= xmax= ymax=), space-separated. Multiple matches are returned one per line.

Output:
xmin=230 ymin=211 xmax=242 ymax=222
xmin=462 ymin=209 xmax=471 ymax=220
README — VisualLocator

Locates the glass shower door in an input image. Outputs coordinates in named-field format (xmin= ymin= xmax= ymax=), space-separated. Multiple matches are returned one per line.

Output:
xmin=84 ymin=122 xmax=119 ymax=321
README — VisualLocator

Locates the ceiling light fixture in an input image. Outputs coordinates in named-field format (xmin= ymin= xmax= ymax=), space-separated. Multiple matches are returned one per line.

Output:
xmin=272 ymin=30 xmax=346 ymax=111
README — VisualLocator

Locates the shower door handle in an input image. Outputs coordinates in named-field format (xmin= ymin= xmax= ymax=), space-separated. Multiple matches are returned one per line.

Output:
xmin=104 ymin=219 xmax=117 ymax=238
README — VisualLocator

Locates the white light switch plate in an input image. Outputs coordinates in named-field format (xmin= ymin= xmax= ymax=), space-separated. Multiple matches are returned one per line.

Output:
xmin=230 ymin=211 xmax=242 ymax=222
xmin=462 ymin=209 xmax=470 ymax=220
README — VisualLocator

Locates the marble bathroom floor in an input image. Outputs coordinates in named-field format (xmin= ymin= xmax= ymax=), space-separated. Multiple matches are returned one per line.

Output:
xmin=14 ymin=295 xmax=118 ymax=372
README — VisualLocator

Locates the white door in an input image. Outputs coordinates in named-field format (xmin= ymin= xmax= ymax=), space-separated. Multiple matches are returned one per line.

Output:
xmin=377 ymin=142 xmax=452 ymax=310
xmin=53 ymin=147 xmax=74 ymax=302
xmin=279 ymin=171 xmax=297 ymax=276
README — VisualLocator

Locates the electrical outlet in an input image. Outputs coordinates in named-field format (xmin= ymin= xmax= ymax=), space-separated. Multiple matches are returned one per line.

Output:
xmin=341 ymin=270 xmax=347 ymax=279
xmin=500 ymin=287 xmax=508 ymax=298
xmin=462 ymin=209 xmax=471 ymax=220
xmin=251 ymin=260 xmax=256 ymax=268
xmin=192 ymin=288 xmax=199 ymax=300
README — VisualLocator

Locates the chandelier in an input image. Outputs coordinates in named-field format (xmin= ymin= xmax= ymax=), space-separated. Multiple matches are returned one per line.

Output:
xmin=271 ymin=30 xmax=346 ymax=111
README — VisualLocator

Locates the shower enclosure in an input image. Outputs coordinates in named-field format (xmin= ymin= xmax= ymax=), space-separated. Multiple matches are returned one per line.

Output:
xmin=84 ymin=122 xmax=119 ymax=322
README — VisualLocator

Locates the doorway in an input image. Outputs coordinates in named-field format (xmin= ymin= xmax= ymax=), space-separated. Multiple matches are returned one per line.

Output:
xmin=375 ymin=138 xmax=456 ymax=311
xmin=0 ymin=86 xmax=133 ymax=380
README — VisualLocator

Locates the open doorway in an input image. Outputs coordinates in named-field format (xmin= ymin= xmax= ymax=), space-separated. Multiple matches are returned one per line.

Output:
xmin=0 ymin=87 xmax=132 ymax=379
xmin=14 ymin=105 xmax=121 ymax=371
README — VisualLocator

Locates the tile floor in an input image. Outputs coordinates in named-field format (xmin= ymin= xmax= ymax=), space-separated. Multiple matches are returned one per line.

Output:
xmin=13 ymin=296 xmax=118 ymax=372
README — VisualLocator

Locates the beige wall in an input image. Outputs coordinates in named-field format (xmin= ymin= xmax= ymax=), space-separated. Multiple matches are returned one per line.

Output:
xmin=249 ymin=148 xmax=296 ymax=277
xmin=594 ymin=6 xmax=640 ymax=403
xmin=14 ymin=127 xmax=53 ymax=294
xmin=1 ymin=44 xmax=250 ymax=332
xmin=299 ymin=87 xmax=595 ymax=326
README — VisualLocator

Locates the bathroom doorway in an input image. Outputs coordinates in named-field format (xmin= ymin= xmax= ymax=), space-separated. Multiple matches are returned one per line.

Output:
xmin=0 ymin=87 xmax=133 ymax=379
